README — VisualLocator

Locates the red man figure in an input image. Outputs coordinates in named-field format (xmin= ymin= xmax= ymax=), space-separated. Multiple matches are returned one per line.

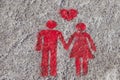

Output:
xmin=66 ymin=23 xmax=96 ymax=76
xmin=35 ymin=20 xmax=66 ymax=77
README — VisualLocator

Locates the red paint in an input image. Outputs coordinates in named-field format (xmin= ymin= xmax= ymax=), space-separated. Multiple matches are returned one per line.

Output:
xmin=35 ymin=20 xmax=96 ymax=76
xmin=35 ymin=20 xmax=66 ymax=77
xmin=66 ymin=23 xmax=96 ymax=75
xmin=60 ymin=9 xmax=78 ymax=21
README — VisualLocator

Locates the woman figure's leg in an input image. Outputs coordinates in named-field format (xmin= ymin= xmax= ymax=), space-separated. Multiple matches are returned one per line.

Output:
xmin=82 ymin=57 xmax=88 ymax=75
xmin=75 ymin=58 xmax=81 ymax=76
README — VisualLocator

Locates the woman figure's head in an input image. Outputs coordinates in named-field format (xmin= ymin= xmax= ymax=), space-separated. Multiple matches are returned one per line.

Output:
xmin=76 ymin=23 xmax=86 ymax=32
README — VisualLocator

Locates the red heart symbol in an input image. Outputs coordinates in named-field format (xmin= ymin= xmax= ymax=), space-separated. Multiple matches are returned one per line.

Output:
xmin=60 ymin=9 xmax=78 ymax=21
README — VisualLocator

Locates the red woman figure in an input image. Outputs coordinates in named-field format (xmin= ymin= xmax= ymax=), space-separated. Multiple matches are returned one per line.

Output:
xmin=66 ymin=23 xmax=96 ymax=76
xmin=35 ymin=20 xmax=67 ymax=77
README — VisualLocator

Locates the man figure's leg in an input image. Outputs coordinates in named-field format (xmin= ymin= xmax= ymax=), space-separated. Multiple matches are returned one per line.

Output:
xmin=41 ymin=48 xmax=49 ymax=76
xmin=50 ymin=48 xmax=57 ymax=76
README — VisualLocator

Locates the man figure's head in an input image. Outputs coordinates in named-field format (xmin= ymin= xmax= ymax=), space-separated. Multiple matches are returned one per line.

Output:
xmin=46 ymin=20 xmax=57 ymax=29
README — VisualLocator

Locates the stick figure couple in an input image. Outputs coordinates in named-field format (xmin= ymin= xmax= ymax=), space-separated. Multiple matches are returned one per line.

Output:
xmin=35 ymin=20 xmax=96 ymax=77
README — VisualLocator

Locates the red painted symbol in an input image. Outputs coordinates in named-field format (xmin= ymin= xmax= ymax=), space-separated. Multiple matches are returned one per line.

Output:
xmin=66 ymin=23 xmax=96 ymax=76
xmin=35 ymin=20 xmax=66 ymax=77
xmin=59 ymin=9 xmax=78 ymax=21
xmin=35 ymin=12 xmax=96 ymax=76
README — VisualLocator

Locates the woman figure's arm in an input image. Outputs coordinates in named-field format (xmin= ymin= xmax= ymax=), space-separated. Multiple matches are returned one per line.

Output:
xmin=85 ymin=32 xmax=96 ymax=51
xmin=66 ymin=33 xmax=76 ymax=50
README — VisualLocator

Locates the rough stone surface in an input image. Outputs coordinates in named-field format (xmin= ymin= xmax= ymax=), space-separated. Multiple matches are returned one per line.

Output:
xmin=0 ymin=0 xmax=120 ymax=80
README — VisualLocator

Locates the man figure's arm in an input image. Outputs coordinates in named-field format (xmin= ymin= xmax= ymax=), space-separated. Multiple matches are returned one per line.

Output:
xmin=35 ymin=31 xmax=43 ymax=51
xmin=58 ymin=32 xmax=67 ymax=50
